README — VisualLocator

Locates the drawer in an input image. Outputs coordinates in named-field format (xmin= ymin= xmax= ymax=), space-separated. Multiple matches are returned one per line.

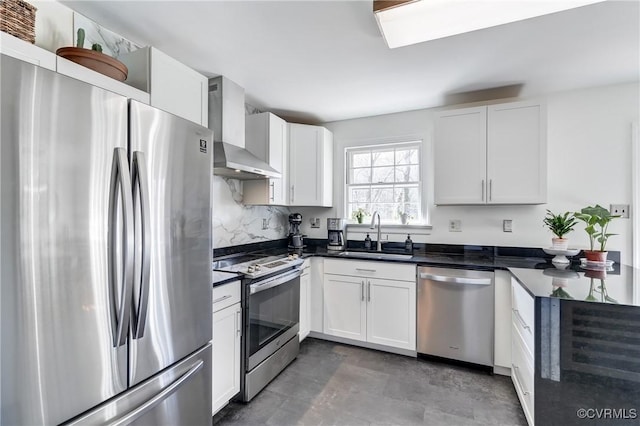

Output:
xmin=324 ymin=259 xmax=415 ymax=282
xmin=213 ymin=280 xmax=241 ymax=312
xmin=511 ymin=326 xmax=535 ymax=426
xmin=511 ymin=278 xmax=534 ymax=354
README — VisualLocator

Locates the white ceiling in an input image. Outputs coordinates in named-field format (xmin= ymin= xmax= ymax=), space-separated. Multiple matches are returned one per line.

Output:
xmin=63 ymin=1 xmax=639 ymax=124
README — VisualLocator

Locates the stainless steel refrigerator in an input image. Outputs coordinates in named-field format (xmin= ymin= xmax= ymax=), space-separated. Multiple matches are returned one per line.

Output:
xmin=1 ymin=54 xmax=213 ymax=425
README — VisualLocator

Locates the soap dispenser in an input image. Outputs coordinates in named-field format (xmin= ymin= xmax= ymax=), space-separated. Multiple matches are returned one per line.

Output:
xmin=364 ymin=233 xmax=372 ymax=250
xmin=405 ymin=234 xmax=413 ymax=252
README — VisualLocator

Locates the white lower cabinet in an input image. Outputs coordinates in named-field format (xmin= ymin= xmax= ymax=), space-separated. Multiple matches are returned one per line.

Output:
xmin=494 ymin=270 xmax=512 ymax=373
xmin=299 ymin=260 xmax=311 ymax=342
xmin=212 ymin=281 xmax=241 ymax=415
xmin=511 ymin=277 xmax=535 ymax=426
xmin=323 ymin=259 xmax=416 ymax=351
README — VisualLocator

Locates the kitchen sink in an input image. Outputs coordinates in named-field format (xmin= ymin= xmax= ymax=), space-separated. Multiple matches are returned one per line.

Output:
xmin=336 ymin=251 xmax=413 ymax=260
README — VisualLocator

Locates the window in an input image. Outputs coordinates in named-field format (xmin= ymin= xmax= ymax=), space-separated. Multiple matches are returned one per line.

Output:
xmin=346 ymin=142 xmax=422 ymax=223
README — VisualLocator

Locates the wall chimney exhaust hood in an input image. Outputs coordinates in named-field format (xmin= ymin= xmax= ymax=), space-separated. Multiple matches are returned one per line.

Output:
xmin=208 ymin=76 xmax=281 ymax=179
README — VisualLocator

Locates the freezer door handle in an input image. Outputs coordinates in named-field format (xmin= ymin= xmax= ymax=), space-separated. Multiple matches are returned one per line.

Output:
xmin=132 ymin=151 xmax=152 ymax=339
xmin=107 ymin=360 xmax=204 ymax=426
xmin=108 ymin=147 xmax=135 ymax=347
xmin=419 ymin=272 xmax=492 ymax=286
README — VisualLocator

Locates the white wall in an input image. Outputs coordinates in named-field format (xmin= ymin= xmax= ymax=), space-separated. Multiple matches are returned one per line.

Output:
xmin=298 ymin=82 xmax=638 ymax=264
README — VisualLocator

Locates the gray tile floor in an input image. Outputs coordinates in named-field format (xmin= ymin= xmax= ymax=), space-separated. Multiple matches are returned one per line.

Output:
xmin=213 ymin=338 xmax=526 ymax=425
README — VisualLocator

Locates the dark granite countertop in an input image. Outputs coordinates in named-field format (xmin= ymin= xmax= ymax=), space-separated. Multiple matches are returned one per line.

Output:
xmin=213 ymin=270 xmax=241 ymax=288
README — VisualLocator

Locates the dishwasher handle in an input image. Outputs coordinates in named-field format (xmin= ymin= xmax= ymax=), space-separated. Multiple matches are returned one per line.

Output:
xmin=419 ymin=272 xmax=492 ymax=286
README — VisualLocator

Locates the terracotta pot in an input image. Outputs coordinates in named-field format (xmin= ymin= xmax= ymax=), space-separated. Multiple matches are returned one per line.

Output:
xmin=551 ymin=237 xmax=569 ymax=250
xmin=585 ymin=269 xmax=607 ymax=279
xmin=584 ymin=250 xmax=608 ymax=262
xmin=56 ymin=47 xmax=128 ymax=81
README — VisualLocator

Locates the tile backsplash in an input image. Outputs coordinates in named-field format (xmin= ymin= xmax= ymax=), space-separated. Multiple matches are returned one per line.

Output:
xmin=212 ymin=176 xmax=290 ymax=248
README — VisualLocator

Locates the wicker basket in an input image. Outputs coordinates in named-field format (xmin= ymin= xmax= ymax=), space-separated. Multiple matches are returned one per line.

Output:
xmin=0 ymin=0 xmax=37 ymax=44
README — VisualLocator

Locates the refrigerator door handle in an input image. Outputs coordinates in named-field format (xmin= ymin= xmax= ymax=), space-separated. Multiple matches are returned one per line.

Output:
xmin=132 ymin=151 xmax=152 ymax=339
xmin=108 ymin=147 xmax=135 ymax=347
xmin=107 ymin=360 xmax=204 ymax=426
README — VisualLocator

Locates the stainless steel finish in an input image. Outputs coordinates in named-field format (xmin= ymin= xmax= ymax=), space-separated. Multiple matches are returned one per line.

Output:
xmin=128 ymin=100 xmax=213 ymax=386
xmin=489 ymin=179 xmax=493 ymax=201
xmin=419 ymin=272 xmax=492 ymax=286
xmin=64 ymin=344 xmax=212 ymax=426
xmin=337 ymin=251 xmax=413 ymax=260
xmin=327 ymin=218 xmax=347 ymax=251
xmin=1 ymin=55 xmax=128 ymax=425
xmin=237 ymin=311 xmax=242 ymax=336
xmin=512 ymin=364 xmax=531 ymax=395
xmin=213 ymin=141 xmax=280 ymax=179
xmin=417 ymin=266 xmax=494 ymax=367
xmin=513 ymin=308 xmax=532 ymax=331
xmin=367 ymin=281 xmax=371 ymax=302
xmin=270 ymin=181 xmax=275 ymax=201
xmin=209 ymin=76 xmax=280 ymax=179
xmin=482 ymin=179 xmax=485 ymax=201
xmin=244 ymin=335 xmax=299 ymax=402
xmin=356 ymin=267 xmax=377 ymax=273
xmin=213 ymin=294 xmax=234 ymax=304
xmin=361 ymin=280 xmax=365 ymax=301
xmin=248 ymin=323 xmax=299 ymax=371
xmin=132 ymin=151 xmax=151 ymax=339
xmin=215 ymin=255 xmax=304 ymax=279
xmin=291 ymin=184 xmax=295 ymax=203
xmin=370 ymin=211 xmax=383 ymax=251
xmin=249 ymin=269 xmax=303 ymax=294
xmin=109 ymin=148 xmax=135 ymax=347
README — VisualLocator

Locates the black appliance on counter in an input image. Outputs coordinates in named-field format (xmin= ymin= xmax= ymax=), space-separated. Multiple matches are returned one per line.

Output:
xmin=213 ymin=253 xmax=303 ymax=402
xmin=288 ymin=213 xmax=304 ymax=249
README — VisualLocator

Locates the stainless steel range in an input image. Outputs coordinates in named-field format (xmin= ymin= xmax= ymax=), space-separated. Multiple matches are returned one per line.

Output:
xmin=214 ymin=253 xmax=303 ymax=401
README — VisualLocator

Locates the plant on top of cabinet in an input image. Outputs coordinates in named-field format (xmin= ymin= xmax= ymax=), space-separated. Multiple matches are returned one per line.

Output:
xmin=56 ymin=28 xmax=128 ymax=81
xmin=574 ymin=204 xmax=620 ymax=262
xmin=543 ymin=210 xmax=576 ymax=250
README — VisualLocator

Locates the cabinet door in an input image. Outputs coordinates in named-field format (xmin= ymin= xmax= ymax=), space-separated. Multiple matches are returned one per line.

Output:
xmin=288 ymin=124 xmax=332 ymax=207
xmin=366 ymin=278 xmax=416 ymax=350
xmin=323 ymin=275 xmax=367 ymax=342
xmin=494 ymin=270 xmax=512 ymax=372
xmin=212 ymin=303 xmax=241 ymax=415
xmin=1 ymin=31 xmax=56 ymax=71
xmin=150 ymin=48 xmax=207 ymax=125
xmin=299 ymin=270 xmax=311 ymax=342
xmin=434 ymin=106 xmax=487 ymax=204
xmin=487 ymin=101 xmax=546 ymax=204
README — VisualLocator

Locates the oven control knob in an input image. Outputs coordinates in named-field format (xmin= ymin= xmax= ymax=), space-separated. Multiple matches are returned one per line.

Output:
xmin=292 ymin=253 xmax=299 ymax=259
xmin=247 ymin=265 xmax=255 ymax=273
xmin=254 ymin=264 xmax=262 ymax=271
xmin=287 ymin=254 xmax=293 ymax=260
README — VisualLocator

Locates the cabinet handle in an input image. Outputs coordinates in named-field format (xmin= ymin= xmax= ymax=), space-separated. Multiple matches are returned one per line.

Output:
xmin=270 ymin=182 xmax=275 ymax=202
xmin=236 ymin=310 xmax=242 ymax=336
xmin=355 ymin=268 xmax=376 ymax=273
xmin=489 ymin=179 xmax=493 ymax=201
xmin=213 ymin=294 xmax=233 ymax=304
xmin=481 ymin=179 xmax=485 ymax=202
xmin=511 ymin=364 xmax=531 ymax=396
xmin=367 ymin=281 xmax=371 ymax=302
xmin=512 ymin=308 xmax=531 ymax=332
xmin=291 ymin=185 xmax=295 ymax=203
xmin=361 ymin=280 xmax=365 ymax=301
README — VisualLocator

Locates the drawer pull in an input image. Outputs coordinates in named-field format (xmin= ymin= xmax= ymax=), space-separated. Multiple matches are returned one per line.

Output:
xmin=512 ymin=364 xmax=531 ymax=396
xmin=512 ymin=308 xmax=531 ymax=332
xmin=213 ymin=294 xmax=233 ymax=304
xmin=356 ymin=268 xmax=376 ymax=273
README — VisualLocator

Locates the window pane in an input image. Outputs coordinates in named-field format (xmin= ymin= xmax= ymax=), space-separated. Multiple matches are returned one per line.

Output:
xmin=371 ymin=187 xmax=394 ymax=203
xmin=394 ymin=186 xmax=420 ymax=203
xmin=395 ymin=165 xmax=419 ymax=182
xmin=371 ymin=166 xmax=395 ymax=183
xmin=351 ymin=152 xmax=371 ymax=167
xmin=372 ymin=150 xmax=394 ymax=167
xmin=350 ymin=188 xmax=370 ymax=203
xmin=351 ymin=168 xmax=371 ymax=184
xmin=396 ymin=149 xmax=418 ymax=165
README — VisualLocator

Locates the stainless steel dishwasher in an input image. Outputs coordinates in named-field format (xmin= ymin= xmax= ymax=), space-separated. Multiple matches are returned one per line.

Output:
xmin=417 ymin=266 xmax=494 ymax=367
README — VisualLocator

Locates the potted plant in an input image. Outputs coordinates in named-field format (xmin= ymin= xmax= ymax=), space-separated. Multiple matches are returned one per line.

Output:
xmin=574 ymin=204 xmax=619 ymax=262
xmin=352 ymin=208 xmax=368 ymax=224
xmin=543 ymin=210 xmax=576 ymax=250
xmin=56 ymin=28 xmax=128 ymax=81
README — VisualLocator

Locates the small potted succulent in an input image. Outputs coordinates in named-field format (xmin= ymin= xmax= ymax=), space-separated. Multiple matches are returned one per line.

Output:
xmin=352 ymin=208 xmax=368 ymax=224
xmin=543 ymin=210 xmax=576 ymax=250
xmin=574 ymin=204 xmax=619 ymax=262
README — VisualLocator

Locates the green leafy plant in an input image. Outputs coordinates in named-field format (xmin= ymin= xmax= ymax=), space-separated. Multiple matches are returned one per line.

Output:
xmin=574 ymin=204 xmax=619 ymax=252
xmin=352 ymin=208 xmax=368 ymax=223
xmin=91 ymin=43 xmax=103 ymax=53
xmin=543 ymin=210 xmax=576 ymax=238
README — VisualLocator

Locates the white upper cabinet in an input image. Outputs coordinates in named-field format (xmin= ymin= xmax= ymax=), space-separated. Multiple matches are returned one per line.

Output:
xmin=120 ymin=47 xmax=208 ymax=126
xmin=434 ymin=100 xmax=546 ymax=205
xmin=0 ymin=32 xmax=56 ymax=71
xmin=243 ymin=112 xmax=288 ymax=205
xmin=288 ymin=123 xmax=333 ymax=207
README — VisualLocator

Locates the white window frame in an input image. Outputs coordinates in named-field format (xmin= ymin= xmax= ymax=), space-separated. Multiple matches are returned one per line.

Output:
xmin=345 ymin=141 xmax=424 ymax=225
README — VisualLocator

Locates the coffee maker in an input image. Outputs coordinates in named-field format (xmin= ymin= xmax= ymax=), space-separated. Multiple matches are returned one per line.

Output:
xmin=327 ymin=218 xmax=346 ymax=251
xmin=288 ymin=213 xmax=304 ymax=249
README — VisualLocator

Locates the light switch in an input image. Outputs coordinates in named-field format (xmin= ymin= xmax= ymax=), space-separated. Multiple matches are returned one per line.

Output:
xmin=449 ymin=219 xmax=462 ymax=232
xmin=503 ymin=219 xmax=513 ymax=232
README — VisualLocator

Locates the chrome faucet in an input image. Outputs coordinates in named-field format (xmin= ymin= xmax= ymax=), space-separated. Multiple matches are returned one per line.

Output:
xmin=370 ymin=211 xmax=382 ymax=251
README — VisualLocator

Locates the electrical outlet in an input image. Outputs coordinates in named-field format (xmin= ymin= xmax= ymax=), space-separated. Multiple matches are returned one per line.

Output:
xmin=262 ymin=218 xmax=269 ymax=230
xmin=503 ymin=219 xmax=513 ymax=232
xmin=610 ymin=204 xmax=630 ymax=218
xmin=449 ymin=219 xmax=462 ymax=232
xmin=310 ymin=218 xmax=321 ymax=228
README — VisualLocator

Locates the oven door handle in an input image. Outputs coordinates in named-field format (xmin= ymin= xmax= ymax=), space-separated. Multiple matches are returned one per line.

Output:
xmin=249 ymin=269 xmax=302 ymax=294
